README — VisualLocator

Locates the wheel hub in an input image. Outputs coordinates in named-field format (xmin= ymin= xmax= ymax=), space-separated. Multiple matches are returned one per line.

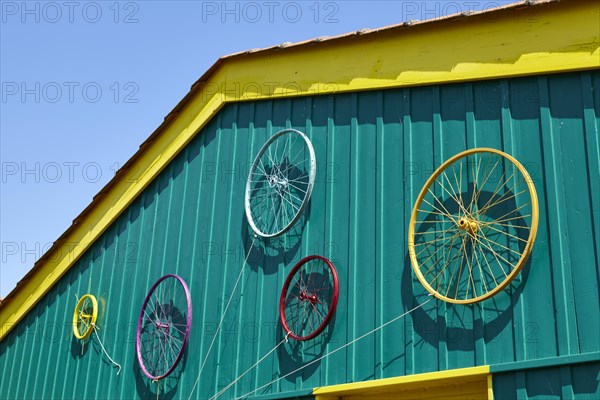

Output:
xmin=268 ymin=173 xmax=288 ymax=193
xmin=156 ymin=321 xmax=170 ymax=334
xmin=299 ymin=291 xmax=318 ymax=304
xmin=458 ymin=216 xmax=478 ymax=236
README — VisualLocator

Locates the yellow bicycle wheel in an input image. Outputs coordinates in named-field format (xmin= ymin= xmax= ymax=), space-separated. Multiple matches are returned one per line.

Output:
xmin=72 ymin=294 xmax=98 ymax=339
xmin=408 ymin=148 xmax=539 ymax=304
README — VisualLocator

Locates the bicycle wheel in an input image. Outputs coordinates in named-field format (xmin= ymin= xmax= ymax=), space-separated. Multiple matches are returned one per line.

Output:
xmin=408 ymin=148 xmax=539 ymax=304
xmin=279 ymin=255 xmax=339 ymax=341
xmin=136 ymin=274 xmax=192 ymax=380
xmin=245 ymin=129 xmax=316 ymax=238
xmin=72 ymin=294 xmax=98 ymax=340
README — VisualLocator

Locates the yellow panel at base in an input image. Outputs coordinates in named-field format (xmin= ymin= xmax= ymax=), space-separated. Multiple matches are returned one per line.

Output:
xmin=313 ymin=366 xmax=492 ymax=400
xmin=1 ymin=0 xmax=599 ymax=340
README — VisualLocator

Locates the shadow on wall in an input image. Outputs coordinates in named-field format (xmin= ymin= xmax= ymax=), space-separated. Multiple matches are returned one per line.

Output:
xmin=240 ymin=202 xmax=310 ymax=276
xmin=70 ymin=331 xmax=92 ymax=359
xmin=276 ymin=312 xmax=336 ymax=384
xmin=133 ymin=335 xmax=189 ymax=400
xmin=214 ymin=317 xmax=336 ymax=398
xmin=402 ymin=187 xmax=533 ymax=352
xmin=493 ymin=362 xmax=600 ymax=399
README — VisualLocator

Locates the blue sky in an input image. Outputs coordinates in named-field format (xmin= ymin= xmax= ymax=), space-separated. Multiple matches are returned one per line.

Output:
xmin=0 ymin=0 xmax=515 ymax=297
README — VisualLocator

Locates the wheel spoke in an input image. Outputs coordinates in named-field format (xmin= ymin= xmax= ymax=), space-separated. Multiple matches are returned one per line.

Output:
xmin=137 ymin=276 xmax=191 ymax=380
xmin=471 ymin=231 xmax=514 ymax=274
xmin=424 ymin=190 xmax=458 ymax=225
xmin=452 ymin=236 xmax=469 ymax=299
xmin=478 ymin=187 xmax=528 ymax=216
xmin=476 ymin=166 xmax=517 ymax=216
xmin=414 ymin=227 xmax=460 ymax=258
xmin=409 ymin=149 xmax=537 ymax=303
xmin=246 ymin=130 xmax=315 ymax=237
xmin=467 ymin=155 xmax=500 ymax=213
xmin=426 ymin=233 xmax=463 ymax=282
xmin=413 ymin=225 xmax=459 ymax=247
xmin=466 ymin=154 xmax=483 ymax=214
xmin=280 ymin=256 xmax=338 ymax=340
xmin=482 ymin=223 xmax=529 ymax=244
xmin=440 ymin=170 xmax=472 ymax=218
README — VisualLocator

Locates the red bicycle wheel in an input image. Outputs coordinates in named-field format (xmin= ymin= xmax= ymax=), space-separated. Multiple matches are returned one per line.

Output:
xmin=279 ymin=255 xmax=339 ymax=341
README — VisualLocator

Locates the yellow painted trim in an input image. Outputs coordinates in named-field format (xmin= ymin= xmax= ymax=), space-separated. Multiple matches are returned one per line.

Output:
xmin=1 ymin=0 xmax=599 ymax=340
xmin=487 ymin=373 xmax=495 ymax=400
xmin=313 ymin=366 xmax=490 ymax=397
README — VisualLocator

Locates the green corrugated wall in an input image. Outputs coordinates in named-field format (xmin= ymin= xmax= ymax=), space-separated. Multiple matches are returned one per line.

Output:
xmin=1 ymin=70 xmax=599 ymax=400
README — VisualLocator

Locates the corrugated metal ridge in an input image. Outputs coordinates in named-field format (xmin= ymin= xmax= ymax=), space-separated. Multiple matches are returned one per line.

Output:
xmin=0 ymin=0 xmax=562 ymax=307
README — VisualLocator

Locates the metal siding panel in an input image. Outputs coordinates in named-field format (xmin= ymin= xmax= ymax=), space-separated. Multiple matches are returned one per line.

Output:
xmin=109 ymin=208 xmax=137 ymax=399
xmin=228 ymin=103 xmax=253 ymax=399
xmin=1 ymin=71 xmax=599 ymax=399
xmin=493 ymin=362 xmax=600 ymax=399
xmin=438 ymin=83 xmax=481 ymax=370
xmin=307 ymin=95 xmax=332 ymax=389
xmin=507 ymin=76 xmax=559 ymax=365
xmin=40 ymin=285 xmax=65 ymax=399
xmin=200 ymin=111 xmax=232 ymax=398
xmin=11 ymin=316 xmax=29 ymax=398
xmin=401 ymin=86 xmax=417 ymax=378
xmin=321 ymin=92 xmax=350 ymax=389
xmin=548 ymin=74 xmax=597 ymax=357
xmin=245 ymin=100 xmax=271 ymax=398
xmin=378 ymin=89 xmax=405 ymax=381
xmin=116 ymin=194 xmax=149 ymax=399
xmin=571 ymin=362 xmax=600 ymax=399
xmin=538 ymin=76 xmax=579 ymax=358
xmin=12 ymin=313 xmax=31 ymax=400
xmin=350 ymin=92 xmax=378 ymax=384
xmin=407 ymin=85 xmax=441 ymax=377
xmin=92 ymin=224 xmax=121 ymax=396
xmin=431 ymin=85 xmax=451 ymax=373
xmin=53 ymin=265 xmax=78 ymax=399
xmin=19 ymin=296 xmax=47 ymax=400
xmin=322 ymin=91 xmax=353 ymax=389
xmin=573 ymin=73 xmax=600 ymax=355
xmin=583 ymin=73 xmax=600 ymax=356
xmin=211 ymin=104 xmax=238 ymax=395
xmin=182 ymin=120 xmax=217 ymax=400
xmin=229 ymin=103 xmax=257 ymax=399
xmin=295 ymin=96 xmax=328 ymax=392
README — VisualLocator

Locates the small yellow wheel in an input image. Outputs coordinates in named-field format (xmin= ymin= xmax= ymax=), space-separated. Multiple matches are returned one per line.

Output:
xmin=73 ymin=294 xmax=98 ymax=339
xmin=408 ymin=148 xmax=539 ymax=304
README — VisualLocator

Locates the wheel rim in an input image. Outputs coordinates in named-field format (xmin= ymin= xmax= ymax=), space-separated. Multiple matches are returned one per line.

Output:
xmin=279 ymin=255 xmax=339 ymax=341
xmin=72 ymin=294 xmax=98 ymax=340
xmin=136 ymin=274 xmax=192 ymax=380
xmin=408 ymin=148 xmax=539 ymax=304
xmin=245 ymin=129 xmax=316 ymax=238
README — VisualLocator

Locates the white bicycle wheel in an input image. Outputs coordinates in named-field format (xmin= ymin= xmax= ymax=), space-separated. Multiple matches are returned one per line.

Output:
xmin=245 ymin=129 xmax=316 ymax=238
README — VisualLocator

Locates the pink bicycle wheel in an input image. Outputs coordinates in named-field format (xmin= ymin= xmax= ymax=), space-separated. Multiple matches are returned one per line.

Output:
xmin=136 ymin=274 xmax=192 ymax=380
xmin=279 ymin=255 xmax=339 ymax=341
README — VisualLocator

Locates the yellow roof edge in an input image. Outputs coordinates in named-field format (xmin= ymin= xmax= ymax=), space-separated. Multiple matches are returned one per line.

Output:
xmin=1 ymin=0 xmax=599 ymax=340
xmin=312 ymin=365 xmax=491 ymax=396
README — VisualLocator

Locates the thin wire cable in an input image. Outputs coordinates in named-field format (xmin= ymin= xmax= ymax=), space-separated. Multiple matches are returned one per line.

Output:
xmin=209 ymin=332 xmax=291 ymax=400
xmin=92 ymin=324 xmax=122 ymax=375
xmin=153 ymin=379 xmax=160 ymax=400
xmin=235 ymin=296 xmax=435 ymax=400
xmin=188 ymin=236 xmax=257 ymax=400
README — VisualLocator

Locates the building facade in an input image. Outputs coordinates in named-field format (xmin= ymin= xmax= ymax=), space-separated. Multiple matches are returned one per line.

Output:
xmin=1 ymin=1 xmax=599 ymax=399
